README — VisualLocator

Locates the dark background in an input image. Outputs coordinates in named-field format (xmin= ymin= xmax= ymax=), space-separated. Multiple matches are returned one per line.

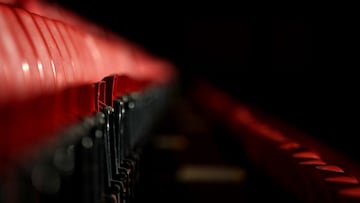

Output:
xmin=53 ymin=1 xmax=359 ymax=161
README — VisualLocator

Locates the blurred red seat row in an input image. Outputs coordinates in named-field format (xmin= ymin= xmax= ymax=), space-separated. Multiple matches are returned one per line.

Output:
xmin=192 ymin=81 xmax=360 ymax=203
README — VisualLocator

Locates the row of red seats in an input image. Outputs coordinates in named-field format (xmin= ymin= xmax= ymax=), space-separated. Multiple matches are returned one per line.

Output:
xmin=192 ymin=81 xmax=360 ymax=203
xmin=0 ymin=1 xmax=176 ymax=176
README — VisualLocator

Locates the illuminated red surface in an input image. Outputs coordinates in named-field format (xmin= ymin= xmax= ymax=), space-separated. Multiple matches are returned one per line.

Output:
xmin=293 ymin=151 xmax=321 ymax=159
xmin=316 ymin=165 xmax=345 ymax=173
xmin=299 ymin=160 xmax=327 ymax=166
xmin=279 ymin=142 xmax=301 ymax=150
xmin=0 ymin=3 xmax=176 ymax=105
xmin=325 ymin=176 xmax=359 ymax=184
xmin=339 ymin=187 xmax=360 ymax=198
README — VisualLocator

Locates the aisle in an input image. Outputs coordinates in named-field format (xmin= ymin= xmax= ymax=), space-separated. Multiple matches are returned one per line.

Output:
xmin=134 ymin=99 xmax=299 ymax=203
